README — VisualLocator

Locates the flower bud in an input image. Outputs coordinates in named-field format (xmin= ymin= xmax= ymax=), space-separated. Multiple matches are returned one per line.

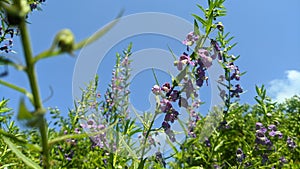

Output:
xmin=53 ymin=29 xmax=75 ymax=54
xmin=216 ymin=22 xmax=224 ymax=31
xmin=4 ymin=0 xmax=30 ymax=25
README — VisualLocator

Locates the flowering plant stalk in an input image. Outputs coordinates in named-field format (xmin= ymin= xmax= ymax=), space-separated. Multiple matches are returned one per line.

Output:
xmin=0 ymin=0 xmax=122 ymax=168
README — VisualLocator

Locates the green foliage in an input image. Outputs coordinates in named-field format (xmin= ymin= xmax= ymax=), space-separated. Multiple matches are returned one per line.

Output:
xmin=171 ymin=86 xmax=300 ymax=168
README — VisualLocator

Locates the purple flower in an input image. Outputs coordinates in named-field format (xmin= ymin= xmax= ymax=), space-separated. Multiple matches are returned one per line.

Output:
xmin=64 ymin=150 xmax=74 ymax=161
xmin=97 ymin=124 xmax=105 ymax=130
xmin=74 ymin=128 xmax=81 ymax=134
xmin=256 ymin=122 xmax=263 ymax=130
xmin=160 ymin=99 xmax=172 ymax=112
xmin=287 ymin=137 xmax=297 ymax=149
xmin=268 ymin=124 xmax=277 ymax=131
xmin=236 ymin=148 xmax=246 ymax=162
xmin=216 ymin=22 xmax=224 ymax=31
xmin=30 ymin=3 xmax=38 ymax=11
xmin=260 ymin=127 xmax=267 ymax=133
xmin=175 ymin=53 xmax=195 ymax=70
xmin=219 ymin=90 xmax=227 ymax=100
xmin=183 ymin=79 xmax=198 ymax=99
xmin=182 ymin=32 xmax=199 ymax=46
xmin=188 ymin=121 xmax=196 ymax=138
xmin=161 ymin=83 xmax=171 ymax=93
xmin=90 ymin=133 xmax=109 ymax=149
xmin=152 ymin=85 xmax=161 ymax=95
xmin=277 ymin=131 xmax=283 ymax=139
xmin=162 ymin=121 xmax=170 ymax=131
xmin=204 ymin=137 xmax=211 ymax=147
xmin=165 ymin=129 xmax=176 ymax=142
xmin=213 ymin=164 xmax=221 ymax=169
xmin=226 ymin=62 xmax=236 ymax=70
xmin=269 ymin=130 xmax=276 ymax=137
xmin=279 ymin=156 xmax=288 ymax=164
xmin=230 ymin=66 xmax=240 ymax=81
xmin=5 ymin=29 xmax=14 ymax=38
xmin=230 ymin=84 xmax=243 ymax=98
xmin=198 ymin=49 xmax=213 ymax=68
xmin=155 ymin=151 xmax=166 ymax=167
xmin=195 ymin=67 xmax=208 ymax=87
xmin=178 ymin=96 xmax=188 ymax=108
xmin=255 ymin=130 xmax=271 ymax=146
xmin=255 ymin=130 xmax=268 ymax=142
xmin=164 ymin=110 xmax=179 ymax=123
xmin=211 ymin=39 xmax=222 ymax=60
xmin=218 ymin=120 xmax=230 ymax=130
xmin=169 ymin=90 xmax=180 ymax=102
xmin=87 ymin=119 xmax=96 ymax=129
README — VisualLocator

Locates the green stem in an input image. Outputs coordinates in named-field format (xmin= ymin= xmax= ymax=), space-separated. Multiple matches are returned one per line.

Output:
xmin=32 ymin=10 xmax=124 ymax=63
xmin=138 ymin=111 xmax=158 ymax=169
xmin=19 ymin=19 xmax=49 ymax=168
xmin=0 ymin=80 xmax=33 ymax=104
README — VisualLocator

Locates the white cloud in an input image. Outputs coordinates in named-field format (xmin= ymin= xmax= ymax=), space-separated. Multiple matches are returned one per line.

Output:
xmin=268 ymin=70 xmax=300 ymax=103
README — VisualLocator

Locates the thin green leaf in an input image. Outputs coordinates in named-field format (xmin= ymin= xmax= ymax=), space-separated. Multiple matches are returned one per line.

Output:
xmin=196 ymin=4 xmax=206 ymax=13
xmin=0 ymin=107 xmax=11 ymax=113
xmin=0 ymin=163 xmax=18 ymax=169
xmin=240 ymin=71 xmax=247 ymax=76
xmin=2 ymin=137 xmax=42 ymax=169
xmin=192 ymin=14 xmax=206 ymax=27
xmin=193 ymin=19 xmax=200 ymax=36
xmin=255 ymin=86 xmax=261 ymax=96
xmin=175 ymin=65 xmax=188 ymax=84
xmin=0 ymin=129 xmax=27 ymax=144
xmin=177 ymin=118 xmax=188 ymax=136
xmin=0 ymin=57 xmax=25 ymax=70
xmin=17 ymin=99 xmax=33 ymax=120
xmin=167 ymin=45 xmax=178 ymax=61
xmin=119 ymin=135 xmax=138 ymax=160
xmin=166 ymin=134 xmax=178 ymax=153
xmin=151 ymin=68 xmax=160 ymax=86
xmin=131 ymin=105 xmax=147 ymax=128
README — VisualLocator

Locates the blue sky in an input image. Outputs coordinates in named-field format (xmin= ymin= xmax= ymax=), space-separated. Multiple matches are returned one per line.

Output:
xmin=1 ymin=0 xmax=300 ymax=119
